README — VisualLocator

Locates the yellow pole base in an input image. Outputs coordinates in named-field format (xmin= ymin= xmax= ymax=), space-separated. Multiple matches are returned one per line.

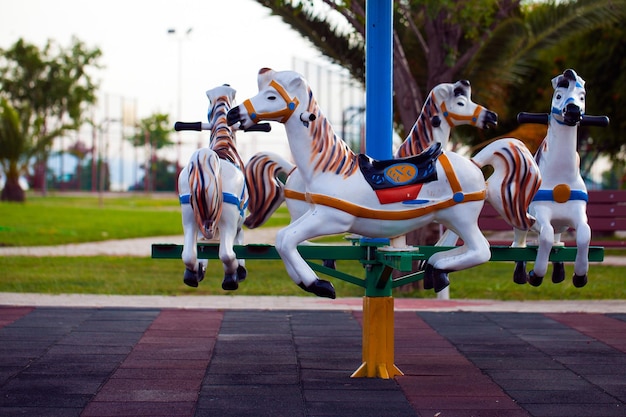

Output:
xmin=351 ymin=296 xmax=403 ymax=379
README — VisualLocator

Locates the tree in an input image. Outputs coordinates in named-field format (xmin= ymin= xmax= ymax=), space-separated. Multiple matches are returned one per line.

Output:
xmin=0 ymin=98 xmax=29 ymax=201
xmin=0 ymin=37 xmax=102 ymax=201
xmin=127 ymin=113 xmax=174 ymax=192
xmin=254 ymin=0 xmax=626 ymax=146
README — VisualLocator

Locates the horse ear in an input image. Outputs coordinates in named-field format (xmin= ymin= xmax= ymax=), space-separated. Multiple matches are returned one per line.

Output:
xmin=258 ymin=68 xmax=275 ymax=89
xmin=287 ymin=72 xmax=306 ymax=92
xmin=433 ymin=83 xmax=452 ymax=103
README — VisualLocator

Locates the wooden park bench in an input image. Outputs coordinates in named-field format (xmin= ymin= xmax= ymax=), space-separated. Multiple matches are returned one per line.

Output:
xmin=478 ymin=190 xmax=626 ymax=248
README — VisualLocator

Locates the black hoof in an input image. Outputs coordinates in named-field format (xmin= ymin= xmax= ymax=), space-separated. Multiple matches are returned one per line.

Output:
xmin=528 ymin=270 xmax=544 ymax=287
xmin=323 ymin=259 xmax=337 ymax=270
xmin=513 ymin=261 xmax=528 ymax=284
xmin=432 ymin=268 xmax=450 ymax=293
xmin=298 ymin=279 xmax=336 ymax=299
xmin=573 ymin=273 xmax=588 ymax=288
xmin=183 ymin=268 xmax=198 ymax=287
xmin=183 ymin=263 xmax=205 ymax=288
xmin=552 ymin=262 xmax=565 ymax=284
xmin=237 ymin=265 xmax=247 ymax=282
xmin=222 ymin=273 xmax=239 ymax=291
xmin=423 ymin=264 xmax=434 ymax=290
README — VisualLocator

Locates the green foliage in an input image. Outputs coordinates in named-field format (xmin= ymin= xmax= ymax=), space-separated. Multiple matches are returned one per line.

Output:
xmin=0 ymin=37 xmax=102 ymax=200
xmin=127 ymin=113 xmax=173 ymax=149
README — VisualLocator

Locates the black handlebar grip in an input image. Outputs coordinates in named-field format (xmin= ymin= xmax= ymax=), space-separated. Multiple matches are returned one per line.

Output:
xmin=244 ymin=123 xmax=272 ymax=133
xmin=517 ymin=112 xmax=549 ymax=125
xmin=174 ymin=121 xmax=202 ymax=131
xmin=580 ymin=115 xmax=610 ymax=127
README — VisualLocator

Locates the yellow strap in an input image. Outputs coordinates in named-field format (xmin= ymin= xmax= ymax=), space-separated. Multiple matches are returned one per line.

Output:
xmin=283 ymin=153 xmax=485 ymax=220
xmin=438 ymin=152 xmax=462 ymax=193
xmin=284 ymin=188 xmax=485 ymax=221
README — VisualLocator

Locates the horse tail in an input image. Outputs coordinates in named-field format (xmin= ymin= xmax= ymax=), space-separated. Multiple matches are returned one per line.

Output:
xmin=188 ymin=148 xmax=222 ymax=239
xmin=244 ymin=151 xmax=295 ymax=228
xmin=471 ymin=138 xmax=541 ymax=230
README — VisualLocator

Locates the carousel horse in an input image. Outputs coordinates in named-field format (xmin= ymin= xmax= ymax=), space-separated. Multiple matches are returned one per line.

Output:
xmin=511 ymin=69 xmax=609 ymax=287
xmin=228 ymin=68 xmax=540 ymax=298
xmin=243 ymin=79 xmax=498 ymax=230
xmin=177 ymin=84 xmax=248 ymax=291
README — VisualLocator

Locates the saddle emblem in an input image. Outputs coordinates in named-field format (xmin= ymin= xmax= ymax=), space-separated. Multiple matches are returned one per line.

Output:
xmin=383 ymin=163 xmax=418 ymax=185
xmin=358 ymin=143 xmax=442 ymax=204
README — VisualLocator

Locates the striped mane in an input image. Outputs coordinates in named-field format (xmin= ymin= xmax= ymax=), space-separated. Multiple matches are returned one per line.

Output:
xmin=395 ymin=92 xmax=439 ymax=157
xmin=306 ymin=87 xmax=359 ymax=178
xmin=209 ymin=97 xmax=244 ymax=170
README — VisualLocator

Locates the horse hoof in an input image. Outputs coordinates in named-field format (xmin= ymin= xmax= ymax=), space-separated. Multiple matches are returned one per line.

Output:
xmin=237 ymin=265 xmax=247 ymax=282
xmin=432 ymin=268 xmax=450 ymax=293
xmin=222 ymin=274 xmax=239 ymax=291
xmin=513 ymin=261 xmax=528 ymax=284
xmin=573 ymin=273 xmax=588 ymax=288
xmin=552 ymin=262 xmax=565 ymax=283
xmin=528 ymin=270 xmax=544 ymax=287
xmin=183 ymin=268 xmax=199 ymax=288
xmin=323 ymin=259 xmax=337 ymax=270
xmin=298 ymin=279 xmax=336 ymax=299
xmin=423 ymin=264 xmax=434 ymax=290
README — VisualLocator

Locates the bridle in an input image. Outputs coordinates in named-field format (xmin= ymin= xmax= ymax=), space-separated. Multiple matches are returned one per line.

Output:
xmin=439 ymin=98 xmax=484 ymax=127
xmin=243 ymin=80 xmax=300 ymax=123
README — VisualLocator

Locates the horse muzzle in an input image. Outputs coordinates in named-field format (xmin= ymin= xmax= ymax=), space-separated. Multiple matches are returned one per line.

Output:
xmin=562 ymin=103 xmax=582 ymax=126
xmin=227 ymin=107 xmax=245 ymax=127
xmin=483 ymin=110 xmax=498 ymax=129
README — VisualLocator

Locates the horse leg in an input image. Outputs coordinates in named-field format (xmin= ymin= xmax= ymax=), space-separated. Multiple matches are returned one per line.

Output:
xmin=275 ymin=209 xmax=350 ymax=299
xmin=512 ymin=228 xmax=529 ymax=284
xmin=179 ymin=171 xmax=205 ymax=287
xmin=218 ymin=205 xmax=244 ymax=291
xmin=572 ymin=221 xmax=591 ymax=287
xmin=549 ymin=231 xmax=565 ymax=283
xmin=234 ymin=223 xmax=247 ymax=283
xmin=530 ymin=222 xmax=554 ymax=287
xmin=428 ymin=213 xmax=491 ymax=293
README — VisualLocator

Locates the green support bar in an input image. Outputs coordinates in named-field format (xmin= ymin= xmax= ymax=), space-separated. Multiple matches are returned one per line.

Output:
xmin=152 ymin=242 xmax=605 ymax=297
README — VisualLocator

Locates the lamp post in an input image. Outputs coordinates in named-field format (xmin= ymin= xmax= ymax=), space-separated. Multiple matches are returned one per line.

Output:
xmin=167 ymin=27 xmax=193 ymax=180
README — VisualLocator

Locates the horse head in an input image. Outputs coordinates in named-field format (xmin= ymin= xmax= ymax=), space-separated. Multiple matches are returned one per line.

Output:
xmin=206 ymin=84 xmax=236 ymax=130
xmin=550 ymin=69 xmax=586 ymax=126
xmin=431 ymin=80 xmax=498 ymax=130
xmin=227 ymin=68 xmax=311 ymax=129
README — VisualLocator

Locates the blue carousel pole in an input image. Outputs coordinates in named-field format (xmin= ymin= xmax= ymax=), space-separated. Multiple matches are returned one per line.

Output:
xmin=352 ymin=0 xmax=403 ymax=379
xmin=365 ymin=0 xmax=393 ymax=160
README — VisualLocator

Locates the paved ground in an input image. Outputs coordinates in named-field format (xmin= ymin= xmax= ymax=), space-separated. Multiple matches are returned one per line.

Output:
xmin=2 ymin=233 xmax=626 ymax=416
xmin=1 ymin=301 xmax=626 ymax=417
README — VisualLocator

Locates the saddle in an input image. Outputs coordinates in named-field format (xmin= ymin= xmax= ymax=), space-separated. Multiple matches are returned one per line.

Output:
xmin=358 ymin=142 xmax=441 ymax=204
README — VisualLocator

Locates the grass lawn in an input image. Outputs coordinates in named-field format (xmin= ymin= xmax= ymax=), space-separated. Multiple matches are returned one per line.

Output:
xmin=1 ymin=192 xmax=624 ymax=300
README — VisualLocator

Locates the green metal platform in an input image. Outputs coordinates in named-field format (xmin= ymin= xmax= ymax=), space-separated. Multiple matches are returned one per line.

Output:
xmin=152 ymin=240 xmax=604 ymax=297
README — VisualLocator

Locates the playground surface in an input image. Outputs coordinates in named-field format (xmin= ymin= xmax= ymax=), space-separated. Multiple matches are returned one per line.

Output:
xmin=2 ymin=232 xmax=626 ymax=416
xmin=1 ymin=296 xmax=626 ymax=417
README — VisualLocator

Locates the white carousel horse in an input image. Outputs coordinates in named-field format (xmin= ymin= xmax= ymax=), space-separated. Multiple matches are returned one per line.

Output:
xmin=511 ymin=69 xmax=609 ymax=288
xmin=177 ymin=84 xmax=248 ymax=290
xmin=243 ymin=79 xmax=498 ymax=230
xmin=228 ymin=68 xmax=540 ymax=298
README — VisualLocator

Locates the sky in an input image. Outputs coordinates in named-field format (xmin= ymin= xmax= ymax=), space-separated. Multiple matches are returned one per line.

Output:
xmin=0 ymin=0 xmax=365 ymax=189
xmin=0 ymin=0 xmax=328 ymax=120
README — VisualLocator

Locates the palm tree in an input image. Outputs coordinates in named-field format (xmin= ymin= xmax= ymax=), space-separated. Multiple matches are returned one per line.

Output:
xmin=0 ymin=98 xmax=30 ymax=201
xmin=255 ymin=0 xmax=626 ymax=144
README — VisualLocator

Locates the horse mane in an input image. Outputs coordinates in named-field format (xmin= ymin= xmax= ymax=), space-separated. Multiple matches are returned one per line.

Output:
xmin=209 ymin=97 xmax=244 ymax=170
xmin=395 ymin=92 xmax=439 ymax=157
xmin=306 ymin=87 xmax=359 ymax=178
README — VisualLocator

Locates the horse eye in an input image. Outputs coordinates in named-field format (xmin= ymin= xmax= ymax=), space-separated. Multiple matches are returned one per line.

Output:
xmin=268 ymin=95 xmax=276 ymax=101
xmin=457 ymin=102 xmax=465 ymax=107
xmin=556 ymin=94 xmax=562 ymax=100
